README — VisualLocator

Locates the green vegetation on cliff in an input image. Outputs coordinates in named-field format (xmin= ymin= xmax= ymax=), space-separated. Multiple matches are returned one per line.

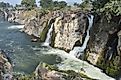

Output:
xmin=73 ymin=0 xmax=121 ymax=22
xmin=21 ymin=0 xmax=36 ymax=9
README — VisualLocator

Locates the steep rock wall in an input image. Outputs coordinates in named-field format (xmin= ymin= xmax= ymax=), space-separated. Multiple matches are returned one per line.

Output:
xmin=86 ymin=14 xmax=121 ymax=76
xmin=23 ymin=11 xmax=88 ymax=51
xmin=53 ymin=12 xmax=88 ymax=51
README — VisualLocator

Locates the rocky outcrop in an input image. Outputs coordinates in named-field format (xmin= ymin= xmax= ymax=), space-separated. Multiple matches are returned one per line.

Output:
xmin=22 ymin=13 xmax=51 ymax=40
xmin=34 ymin=62 xmax=94 ymax=80
xmin=7 ymin=9 xmax=38 ymax=25
xmin=7 ymin=10 xmax=26 ymax=24
xmin=86 ymin=14 xmax=121 ymax=76
xmin=23 ymin=11 xmax=88 ymax=51
xmin=54 ymin=12 xmax=87 ymax=51
xmin=0 ymin=50 xmax=13 ymax=80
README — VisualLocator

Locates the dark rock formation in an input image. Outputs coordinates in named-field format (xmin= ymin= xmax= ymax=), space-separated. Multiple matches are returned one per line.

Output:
xmin=86 ymin=14 xmax=121 ymax=76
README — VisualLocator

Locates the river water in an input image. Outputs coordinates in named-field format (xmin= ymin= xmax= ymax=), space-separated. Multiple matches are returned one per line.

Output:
xmin=0 ymin=21 xmax=59 ymax=74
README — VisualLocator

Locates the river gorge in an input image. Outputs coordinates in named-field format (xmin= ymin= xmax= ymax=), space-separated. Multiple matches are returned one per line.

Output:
xmin=0 ymin=8 xmax=121 ymax=80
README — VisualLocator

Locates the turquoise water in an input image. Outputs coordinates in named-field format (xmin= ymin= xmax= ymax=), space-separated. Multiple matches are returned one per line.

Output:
xmin=0 ymin=21 xmax=58 ymax=74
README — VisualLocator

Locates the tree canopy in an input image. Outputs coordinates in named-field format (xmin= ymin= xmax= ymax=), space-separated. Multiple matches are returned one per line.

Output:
xmin=39 ymin=0 xmax=67 ymax=9
xmin=0 ymin=2 xmax=13 ymax=8
xmin=21 ymin=0 xmax=36 ymax=8
xmin=76 ymin=0 xmax=121 ymax=21
xmin=39 ymin=0 xmax=53 ymax=9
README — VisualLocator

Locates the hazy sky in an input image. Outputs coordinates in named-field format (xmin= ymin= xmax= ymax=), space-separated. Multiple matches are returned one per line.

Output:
xmin=0 ymin=0 xmax=81 ymax=6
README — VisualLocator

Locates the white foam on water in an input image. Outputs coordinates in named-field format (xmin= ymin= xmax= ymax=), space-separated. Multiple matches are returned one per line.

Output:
xmin=42 ymin=48 xmax=115 ymax=80
xmin=8 ymin=25 xmax=24 ymax=29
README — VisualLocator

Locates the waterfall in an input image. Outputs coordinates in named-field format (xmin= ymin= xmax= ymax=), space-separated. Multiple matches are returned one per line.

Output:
xmin=8 ymin=25 xmax=25 ymax=29
xmin=43 ymin=23 xmax=54 ymax=46
xmin=4 ymin=11 xmax=8 ymax=20
xmin=69 ymin=15 xmax=94 ymax=58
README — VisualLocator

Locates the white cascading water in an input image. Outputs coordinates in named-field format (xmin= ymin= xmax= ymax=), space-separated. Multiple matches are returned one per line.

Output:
xmin=4 ymin=11 xmax=8 ymax=20
xmin=8 ymin=25 xmax=25 ymax=29
xmin=69 ymin=15 xmax=94 ymax=58
xmin=43 ymin=23 xmax=54 ymax=46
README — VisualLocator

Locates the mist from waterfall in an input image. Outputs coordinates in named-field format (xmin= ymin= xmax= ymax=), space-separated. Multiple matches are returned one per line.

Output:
xmin=43 ymin=23 xmax=54 ymax=46
xmin=69 ymin=15 xmax=94 ymax=58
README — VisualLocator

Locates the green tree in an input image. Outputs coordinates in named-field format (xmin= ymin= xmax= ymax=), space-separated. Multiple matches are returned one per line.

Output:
xmin=92 ymin=0 xmax=121 ymax=21
xmin=53 ymin=1 xmax=59 ymax=7
xmin=39 ymin=0 xmax=53 ymax=9
xmin=73 ymin=2 xmax=80 ymax=7
xmin=58 ymin=1 xmax=67 ymax=8
xmin=21 ymin=0 xmax=36 ymax=8
xmin=39 ymin=0 xmax=67 ymax=9
xmin=92 ymin=0 xmax=109 ymax=11
xmin=0 ymin=2 xmax=12 ymax=8
xmin=79 ymin=0 xmax=92 ymax=10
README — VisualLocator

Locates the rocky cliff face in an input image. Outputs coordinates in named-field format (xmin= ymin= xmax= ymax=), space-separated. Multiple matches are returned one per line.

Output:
xmin=23 ymin=11 xmax=88 ymax=51
xmin=7 ymin=10 xmax=27 ymax=24
xmin=86 ymin=14 xmax=121 ymax=76
xmin=0 ymin=10 xmax=6 ymax=20
xmin=7 ymin=9 xmax=38 ymax=25
xmin=53 ymin=12 xmax=88 ymax=51
xmin=23 ymin=12 xmax=52 ymax=40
